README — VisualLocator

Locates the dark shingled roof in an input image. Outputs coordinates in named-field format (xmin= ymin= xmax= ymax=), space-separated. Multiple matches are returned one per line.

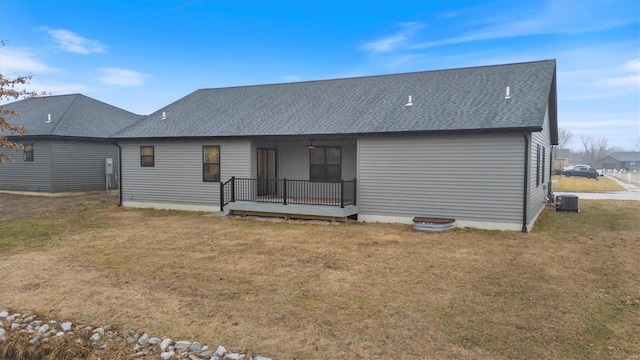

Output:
xmin=607 ymin=152 xmax=640 ymax=162
xmin=113 ymin=59 xmax=557 ymax=139
xmin=555 ymin=148 xmax=571 ymax=159
xmin=2 ymin=94 xmax=142 ymax=138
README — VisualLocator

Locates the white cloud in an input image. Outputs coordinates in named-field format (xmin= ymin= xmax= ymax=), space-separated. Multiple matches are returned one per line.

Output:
xmin=0 ymin=80 xmax=93 ymax=106
xmin=42 ymin=28 xmax=107 ymax=54
xmin=598 ymin=75 xmax=639 ymax=87
xmin=26 ymin=80 xmax=94 ymax=95
xmin=363 ymin=22 xmax=425 ymax=53
xmin=621 ymin=59 xmax=640 ymax=72
xmin=0 ymin=47 xmax=57 ymax=74
xmin=409 ymin=2 xmax=637 ymax=49
xmin=589 ymin=59 xmax=640 ymax=88
xmin=283 ymin=75 xmax=301 ymax=82
xmin=377 ymin=54 xmax=427 ymax=70
xmin=163 ymin=0 xmax=203 ymax=13
xmin=97 ymin=68 xmax=150 ymax=86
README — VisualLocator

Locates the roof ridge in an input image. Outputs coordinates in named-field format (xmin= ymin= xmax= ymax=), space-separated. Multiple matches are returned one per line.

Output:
xmin=49 ymin=94 xmax=81 ymax=135
xmin=77 ymin=94 xmax=143 ymax=116
xmin=194 ymin=59 xmax=557 ymax=92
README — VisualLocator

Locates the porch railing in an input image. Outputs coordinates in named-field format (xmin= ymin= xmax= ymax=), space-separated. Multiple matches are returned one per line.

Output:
xmin=220 ymin=177 xmax=357 ymax=210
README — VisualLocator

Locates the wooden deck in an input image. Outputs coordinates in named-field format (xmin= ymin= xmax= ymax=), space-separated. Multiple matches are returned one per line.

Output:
xmin=226 ymin=201 xmax=358 ymax=222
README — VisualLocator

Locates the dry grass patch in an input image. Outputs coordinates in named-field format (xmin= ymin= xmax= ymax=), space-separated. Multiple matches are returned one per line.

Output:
xmin=552 ymin=176 xmax=625 ymax=192
xmin=0 ymin=326 xmax=137 ymax=360
xmin=1 ymin=194 xmax=639 ymax=359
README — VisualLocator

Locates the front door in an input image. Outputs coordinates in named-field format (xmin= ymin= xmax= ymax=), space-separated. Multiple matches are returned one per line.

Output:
xmin=257 ymin=148 xmax=277 ymax=196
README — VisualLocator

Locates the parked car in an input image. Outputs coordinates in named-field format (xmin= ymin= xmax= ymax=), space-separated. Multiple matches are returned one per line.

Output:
xmin=561 ymin=165 xmax=599 ymax=179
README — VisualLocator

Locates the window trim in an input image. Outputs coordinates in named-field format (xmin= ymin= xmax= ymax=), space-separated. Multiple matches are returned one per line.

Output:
xmin=542 ymin=146 xmax=546 ymax=183
xmin=309 ymin=145 xmax=342 ymax=182
xmin=140 ymin=146 xmax=155 ymax=167
xmin=202 ymin=145 xmax=221 ymax=182
xmin=536 ymin=144 xmax=541 ymax=187
xmin=23 ymin=143 xmax=34 ymax=162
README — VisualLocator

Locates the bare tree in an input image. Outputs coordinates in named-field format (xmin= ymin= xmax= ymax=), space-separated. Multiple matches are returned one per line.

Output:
xmin=580 ymin=135 xmax=609 ymax=167
xmin=0 ymin=42 xmax=46 ymax=164
xmin=557 ymin=128 xmax=574 ymax=149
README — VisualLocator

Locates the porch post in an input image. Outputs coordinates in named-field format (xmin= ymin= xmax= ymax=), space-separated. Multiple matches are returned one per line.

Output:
xmin=220 ymin=182 xmax=224 ymax=210
xmin=353 ymin=178 xmax=357 ymax=206
xmin=230 ymin=176 xmax=235 ymax=203
xmin=283 ymin=178 xmax=287 ymax=205
xmin=340 ymin=179 xmax=345 ymax=208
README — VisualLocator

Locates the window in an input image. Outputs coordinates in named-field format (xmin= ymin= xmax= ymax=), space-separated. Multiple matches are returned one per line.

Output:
xmin=140 ymin=146 xmax=154 ymax=167
xmin=310 ymin=146 xmax=341 ymax=182
xmin=203 ymin=146 xmax=220 ymax=182
xmin=23 ymin=143 xmax=34 ymax=162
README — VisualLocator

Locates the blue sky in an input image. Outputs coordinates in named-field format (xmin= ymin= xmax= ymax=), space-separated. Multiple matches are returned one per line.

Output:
xmin=1 ymin=0 xmax=638 ymax=150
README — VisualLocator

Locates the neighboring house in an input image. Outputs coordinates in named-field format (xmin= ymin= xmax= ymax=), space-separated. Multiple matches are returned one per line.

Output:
xmin=553 ymin=148 xmax=571 ymax=171
xmin=597 ymin=152 xmax=640 ymax=171
xmin=0 ymin=94 xmax=142 ymax=193
xmin=113 ymin=60 xmax=558 ymax=232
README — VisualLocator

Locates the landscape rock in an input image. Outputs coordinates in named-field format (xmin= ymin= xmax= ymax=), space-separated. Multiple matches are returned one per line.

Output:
xmin=160 ymin=338 xmax=173 ymax=351
xmin=138 ymin=332 xmax=149 ymax=345
xmin=37 ymin=324 xmax=50 ymax=333
xmin=160 ymin=350 xmax=175 ymax=359
xmin=61 ymin=321 xmax=73 ymax=331
xmin=175 ymin=340 xmax=192 ymax=350
xmin=90 ymin=333 xmax=101 ymax=342
xmin=225 ymin=353 xmax=245 ymax=360
xmin=214 ymin=345 xmax=227 ymax=356
xmin=0 ymin=311 xmax=270 ymax=360
xmin=199 ymin=349 xmax=214 ymax=358
xmin=134 ymin=350 xmax=148 ymax=357
xmin=28 ymin=335 xmax=40 ymax=346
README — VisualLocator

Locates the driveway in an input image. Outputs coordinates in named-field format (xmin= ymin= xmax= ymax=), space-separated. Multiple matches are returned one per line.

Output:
xmin=554 ymin=175 xmax=640 ymax=201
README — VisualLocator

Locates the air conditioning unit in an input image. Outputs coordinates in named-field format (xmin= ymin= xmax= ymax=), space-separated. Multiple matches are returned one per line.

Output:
xmin=556 ymin=195 xmax=579 ymax=212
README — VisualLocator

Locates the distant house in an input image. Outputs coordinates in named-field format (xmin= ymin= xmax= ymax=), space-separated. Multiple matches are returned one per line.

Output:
xmin=553 ymin=148 xmax=571 ymax=171
xmin=113 ymin=60 xmax=558 ymax=232
xmin=0 ymin=94 xmax=141 ymax=193
xmin=597 ymin=152 xmax=640 ymax=171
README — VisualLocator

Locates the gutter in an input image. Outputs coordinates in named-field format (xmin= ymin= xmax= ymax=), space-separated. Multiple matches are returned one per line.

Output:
xmin=114 ymin=142 xmax=123 ymax=207
xmin=522 ymin=132 xmax=530 ymax=233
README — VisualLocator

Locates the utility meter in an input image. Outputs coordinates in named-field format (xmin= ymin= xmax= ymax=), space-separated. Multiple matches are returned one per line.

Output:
xmin=105 ymin=158 xmax=114 ymax=175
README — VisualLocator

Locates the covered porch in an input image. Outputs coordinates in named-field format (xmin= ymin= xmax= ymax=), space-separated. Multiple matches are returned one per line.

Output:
xmin=220 ymin=177 xmax=358 ymax=221
xmin=221 ymin=137 xmax=358 ymax=220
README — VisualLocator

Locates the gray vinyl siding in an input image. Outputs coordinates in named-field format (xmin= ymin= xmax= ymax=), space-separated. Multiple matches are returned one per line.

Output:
xmin=0 ymin=139 xmax=120 ymax=193
xmin=358 ymin=133 xmax=525 ymax=224
xmin=50 ymin=140 xmax=119 ymax=192
xmin=528 ymin=105 xmax=552 ymax=224
xmin=0 ymin=139 xmax=53 ymax=192
xmin=120 ymin=139 xmax=250 ymax=207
